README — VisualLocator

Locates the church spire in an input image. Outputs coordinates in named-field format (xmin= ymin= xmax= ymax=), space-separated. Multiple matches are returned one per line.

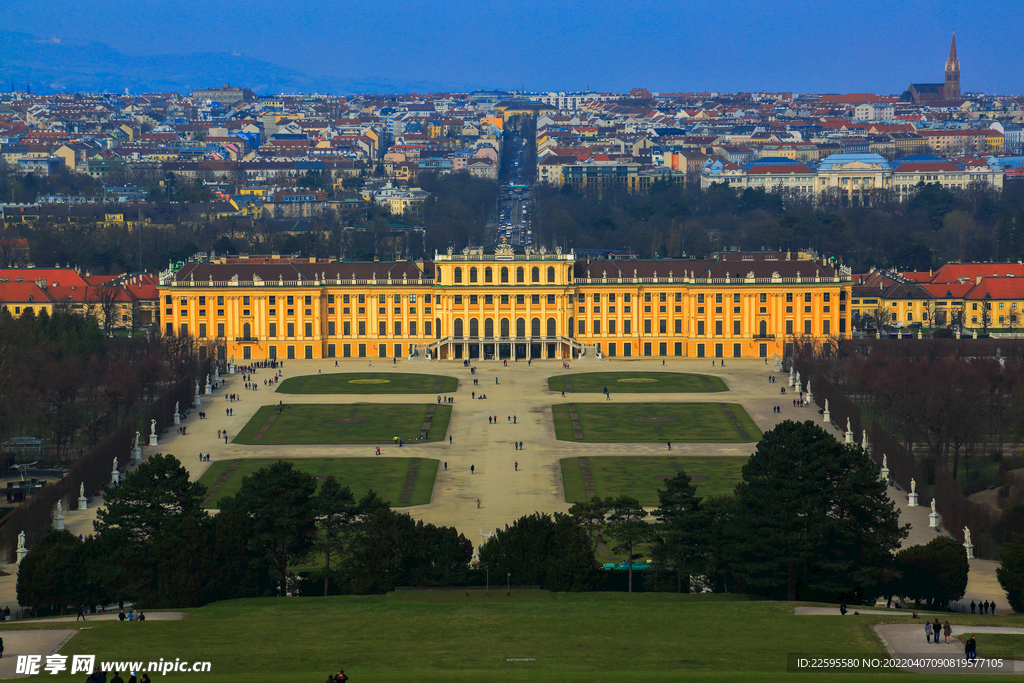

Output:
xmin=944 ymin=32 xmax=960 ymax=100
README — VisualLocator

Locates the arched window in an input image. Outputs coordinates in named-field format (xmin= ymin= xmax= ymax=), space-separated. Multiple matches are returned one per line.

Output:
xmin=547 ymin=266 xmax=555 ymax=283
xmin=516 ymin=267 xmax=525 ymax=283
xmin=531 ymin=267 xmax=540 ymax=283
xmin=243 ymin=322 xmax=251 ymax=339
xmin=500 ymin=318 xmax=510 ymax=338
xmin=436 ymin=318 xmax=441 ymax=339
xmin=454 ymin=267 xmax=462 ymax=283
xmin=485 ymin=267 xmax=493 ymax=283
xmin=531 ymin=317 xmax=540 ymax=337
xmin=436 ymin=270 xmax=441 ymax=283
xmin=568 ymin=317 xmax=574 ymax=338
xmin=907 ymin=312 xmax=913 ymax=322
xmin=485 ymin=319 xmax=494 ymax=338
xmin=501 ymin=267 xmax=509 ymax=283
xmin=759 ymin=320 xmax=767 ymax=337
xmin=470 ymin=318 xmax=479 ymax=338
xmin=454 ymin=319 xmax=464 ymax=339
xmin=547 ymin=317 xmax=556 ymax=337
xmin=516 ymin=317 xmax=526 ymax=338
xmin=469 ymin=267 xmax=477 ymax=283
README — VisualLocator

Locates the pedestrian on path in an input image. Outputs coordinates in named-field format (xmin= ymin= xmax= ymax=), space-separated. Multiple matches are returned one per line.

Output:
xmin=513 ymin=415 xmax=517 ymax=424
xmin=444 ymin=462 xmax=447 ymax=471
xmin=477 ymin=499 xmax=480 ymax=508
xmin=992 ymin=601 xmax=997 ymax=614
xmin=971 ymin=600 xmax=976 ymax=614
xmin=667 ymin=442 xmax=672 ymax=451
xmin=449 ymin=435 xmax=453 ymax=444
xmin=943 ymin=621 xmax=951 ymax=644
xmin=515 ymin=461 xmax=518 ymax=471
xmin=77 ymin=604 xmax=85 ymax=621
xmin=925 ymin=620 xmax=932 ymax=643
xmin=933 ymin=619 xmax=942 ymax=645
xmin=966 ymin=636 xmax=977 ymax=661
xmin=562 ymin=391 xmax=565 ymax=397
xmin=471 ymin=465 xmax=475 ymax=474
xmin=218 ymin=430 xmax=221 ymax=439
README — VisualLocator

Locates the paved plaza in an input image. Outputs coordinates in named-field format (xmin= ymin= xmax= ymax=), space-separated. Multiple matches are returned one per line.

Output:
xmin=0 ymin=356 xmax=1008 ymax=613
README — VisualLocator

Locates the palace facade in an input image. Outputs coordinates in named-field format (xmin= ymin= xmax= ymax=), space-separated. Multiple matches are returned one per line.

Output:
xmin=159 ymin=246 xmax=852 ymax=362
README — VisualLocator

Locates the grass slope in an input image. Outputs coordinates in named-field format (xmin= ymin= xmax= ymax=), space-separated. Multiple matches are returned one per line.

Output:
xmin=549 ymin=371 xmax=727 ymax=393
xmin=552 ymin=402 xmax=760 ymax=443
xmin=233 ymin=404 xmax=451 ymax=445
xmin=198 ymin=457 xmax=437 ymax=508
xmin=29 ymin=593 xmax=1014 ymax=683
xmin=276 ymin=372 xmax=458 ymax=394
xmin=561 ymin=456 xmax=747 ymax=506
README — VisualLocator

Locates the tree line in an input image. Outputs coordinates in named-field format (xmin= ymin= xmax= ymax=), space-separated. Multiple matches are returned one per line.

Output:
xmin=535 ymin=177 xmax=1024 ymax=273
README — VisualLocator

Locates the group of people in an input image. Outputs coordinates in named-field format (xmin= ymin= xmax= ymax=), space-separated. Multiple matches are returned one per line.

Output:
xmin=197 ymin=453 xmax=211 ymax=462
xmin=437 ymin=395 xmax=455 ymax=404
xmin=117 ymin=608 xmax=146 ymax=621
xmin=514 ymin=441 xmax=525 ymax=450
xmin=970 ymin=599 xmax=996 ymax=614
xmin=324 ymin=670 xmax=348 ymax=682
xmin=86 ymin=669 xmax=152 ymax=683
xmin=175 ymin=425 xmax=188 ymax=435
xmin=924 ymin=618 xmax=952 ymax=644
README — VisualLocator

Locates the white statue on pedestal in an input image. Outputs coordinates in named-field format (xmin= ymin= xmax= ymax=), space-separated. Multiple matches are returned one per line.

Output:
xmin=882 ymin=454 xmax=887 ymax=470
xmin=80 ymin=482 xmax=84 ymax=498
xmin=56 ymin=500 xmax=62 ymax=517
xmin=911 ymin=478 xmax=917 ymax=494
xmin=175 ymin=401 xmax=179 ymax=415
xmin=133 ymin=431 xmax=140 ymax=450
xmin=112 ymin=457 xmax=118 ymax=474
xmin=17 ymin=531 xmax=25 ymax=550
xmin=151 ymin=420 xmax=157 ymax=436
xmin=931 ymin=498 xmax=937 ymax=514
xmin=964 ymin=527 xmax=971 ymax=546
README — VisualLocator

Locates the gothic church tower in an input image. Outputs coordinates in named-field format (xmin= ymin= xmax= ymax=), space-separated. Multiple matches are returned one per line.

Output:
xmin=944 ymin=32 xmax=961 ymax=100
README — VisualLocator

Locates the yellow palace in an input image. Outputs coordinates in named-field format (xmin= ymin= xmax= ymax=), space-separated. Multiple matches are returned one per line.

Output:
xmin=160 ymin=245 xmax=852 ymax=362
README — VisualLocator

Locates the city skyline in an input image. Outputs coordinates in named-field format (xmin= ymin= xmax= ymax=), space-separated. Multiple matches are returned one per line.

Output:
xmin=1 ymin=0 xmax=1022 ymax=95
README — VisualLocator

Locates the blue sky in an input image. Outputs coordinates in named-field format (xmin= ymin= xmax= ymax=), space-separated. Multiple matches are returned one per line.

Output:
xmin=5 ymin=0 xmax=1022 ymax=94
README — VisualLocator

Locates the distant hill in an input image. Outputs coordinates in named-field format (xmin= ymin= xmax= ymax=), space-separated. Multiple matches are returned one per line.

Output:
xmin=0 ymin=31 xmax=444 ymax=95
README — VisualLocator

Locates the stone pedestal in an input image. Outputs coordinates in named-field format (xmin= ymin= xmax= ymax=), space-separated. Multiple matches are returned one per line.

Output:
xmin=132 ymin=446 xmax=142 ymax=461
xmin=965 ymin=542 xmax=975 ymax=560
xmin=823 ymin=409 xmax=831 ymax=424
xmin=110 ymin=471 xmax=119 ymax=486
xmin=929 ymin=512 xmax=941 ymax=528
xmin=806 ymin=389 xmax=814 ymax=404
xmin=195 ymin=393 xmax=202 ymax=406
xmin=205 ymin=383 xmax=212 ymax=395
xmin=173 ymin=412 xmax=181 ymax=425
xmin=16 ymin=546 xmax=28 ymax=565
xmin=78 ymin=495 xmax=88 ymax=511
xmin=55 ymin=514 xmax=65 ymax=531
xmin=908 ymin=492 xmax=919 ymax=507
xmin=229 ymin=363 xmax=235 ymax=374
xmin=149 ymin=432 xmax=158 ymax=447
xmin=875 ymin=331 xmax=881 ymax=339
xmin=880 ymin=466 xmax=889 ymax=482
xmin=844 ymin=429 xmax=854 ymax=444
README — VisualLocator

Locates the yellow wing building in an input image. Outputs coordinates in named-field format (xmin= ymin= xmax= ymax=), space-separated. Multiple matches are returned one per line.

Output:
xmin=159 ymin=247 xmax=852 ymax=362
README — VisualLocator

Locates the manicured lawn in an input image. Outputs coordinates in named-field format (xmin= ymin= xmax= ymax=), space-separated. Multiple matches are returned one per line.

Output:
xmin=957 ymin=633 xmax=1022 ymax=661
xmin=276 ymin=372 xmax=458 ymax=394
xmin=197 ymin=457 xmax=437 ymax=508
xmin=549 ymin=371 xmax=727 ymax=393
xmin=560 ymin=456 xmax=747 ymax=506
xmin=232 ymin=403 xmax=451 ymax=445
xmin=26 ymin=592 xmax=988 ymax=683
xmin=552 ymin=402 xmax=760 ymax=443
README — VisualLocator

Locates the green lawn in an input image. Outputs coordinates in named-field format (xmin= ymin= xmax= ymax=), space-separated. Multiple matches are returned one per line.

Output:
xmin=197 ymin=457 xmax=437 ymax=508
xmin=958 ymin=633 xmax=1021 ymax=661
xmin=552 ymin=402 xmax=761 ymax=443
xmin=233 ymin=403 xmax=451 ymax=445
xmin=276 ymin=372 xmax=458 ymax=394
xmin=549 ymin=371 xmax=727 ymax=393
xmin=21 ymin=593 xmax=1020 ymax=682
xmin=561 ymin=456 xmax=747 ymax=506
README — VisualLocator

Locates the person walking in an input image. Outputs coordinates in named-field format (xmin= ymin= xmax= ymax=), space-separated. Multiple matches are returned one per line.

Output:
xmin=470 ymin=465 xmax=475 ymax=474
xmin=77 ymin=604 xmax=86 ymax=621
xmin=667 ymin=442 xmax=672 ymax=451
xmin=966 ymin=635 xmax=977 ymax=661
xmin=991 ymin=601 xmax=997 ymax=614
xmin=444 ymin=462 xmax=447 ymax=471
xmin=933 ymin=619 xmax=942 ymax=646
xmin=971 ymin=600 xmax=976 ymax=614
xmin=925 ymin=620 xmax=932 ymax=643
xmin=984 ymin=599 xmax=990 ymax=614
xmin=943 ymin=620 xmax=951 ymax=644
xmin=449 ymin=435 xmax=453 ymax=444
xmin=476 ymin=499 xmax=480 ymax=508
xmin=515 ymin=461 xmax=518 ymax=471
